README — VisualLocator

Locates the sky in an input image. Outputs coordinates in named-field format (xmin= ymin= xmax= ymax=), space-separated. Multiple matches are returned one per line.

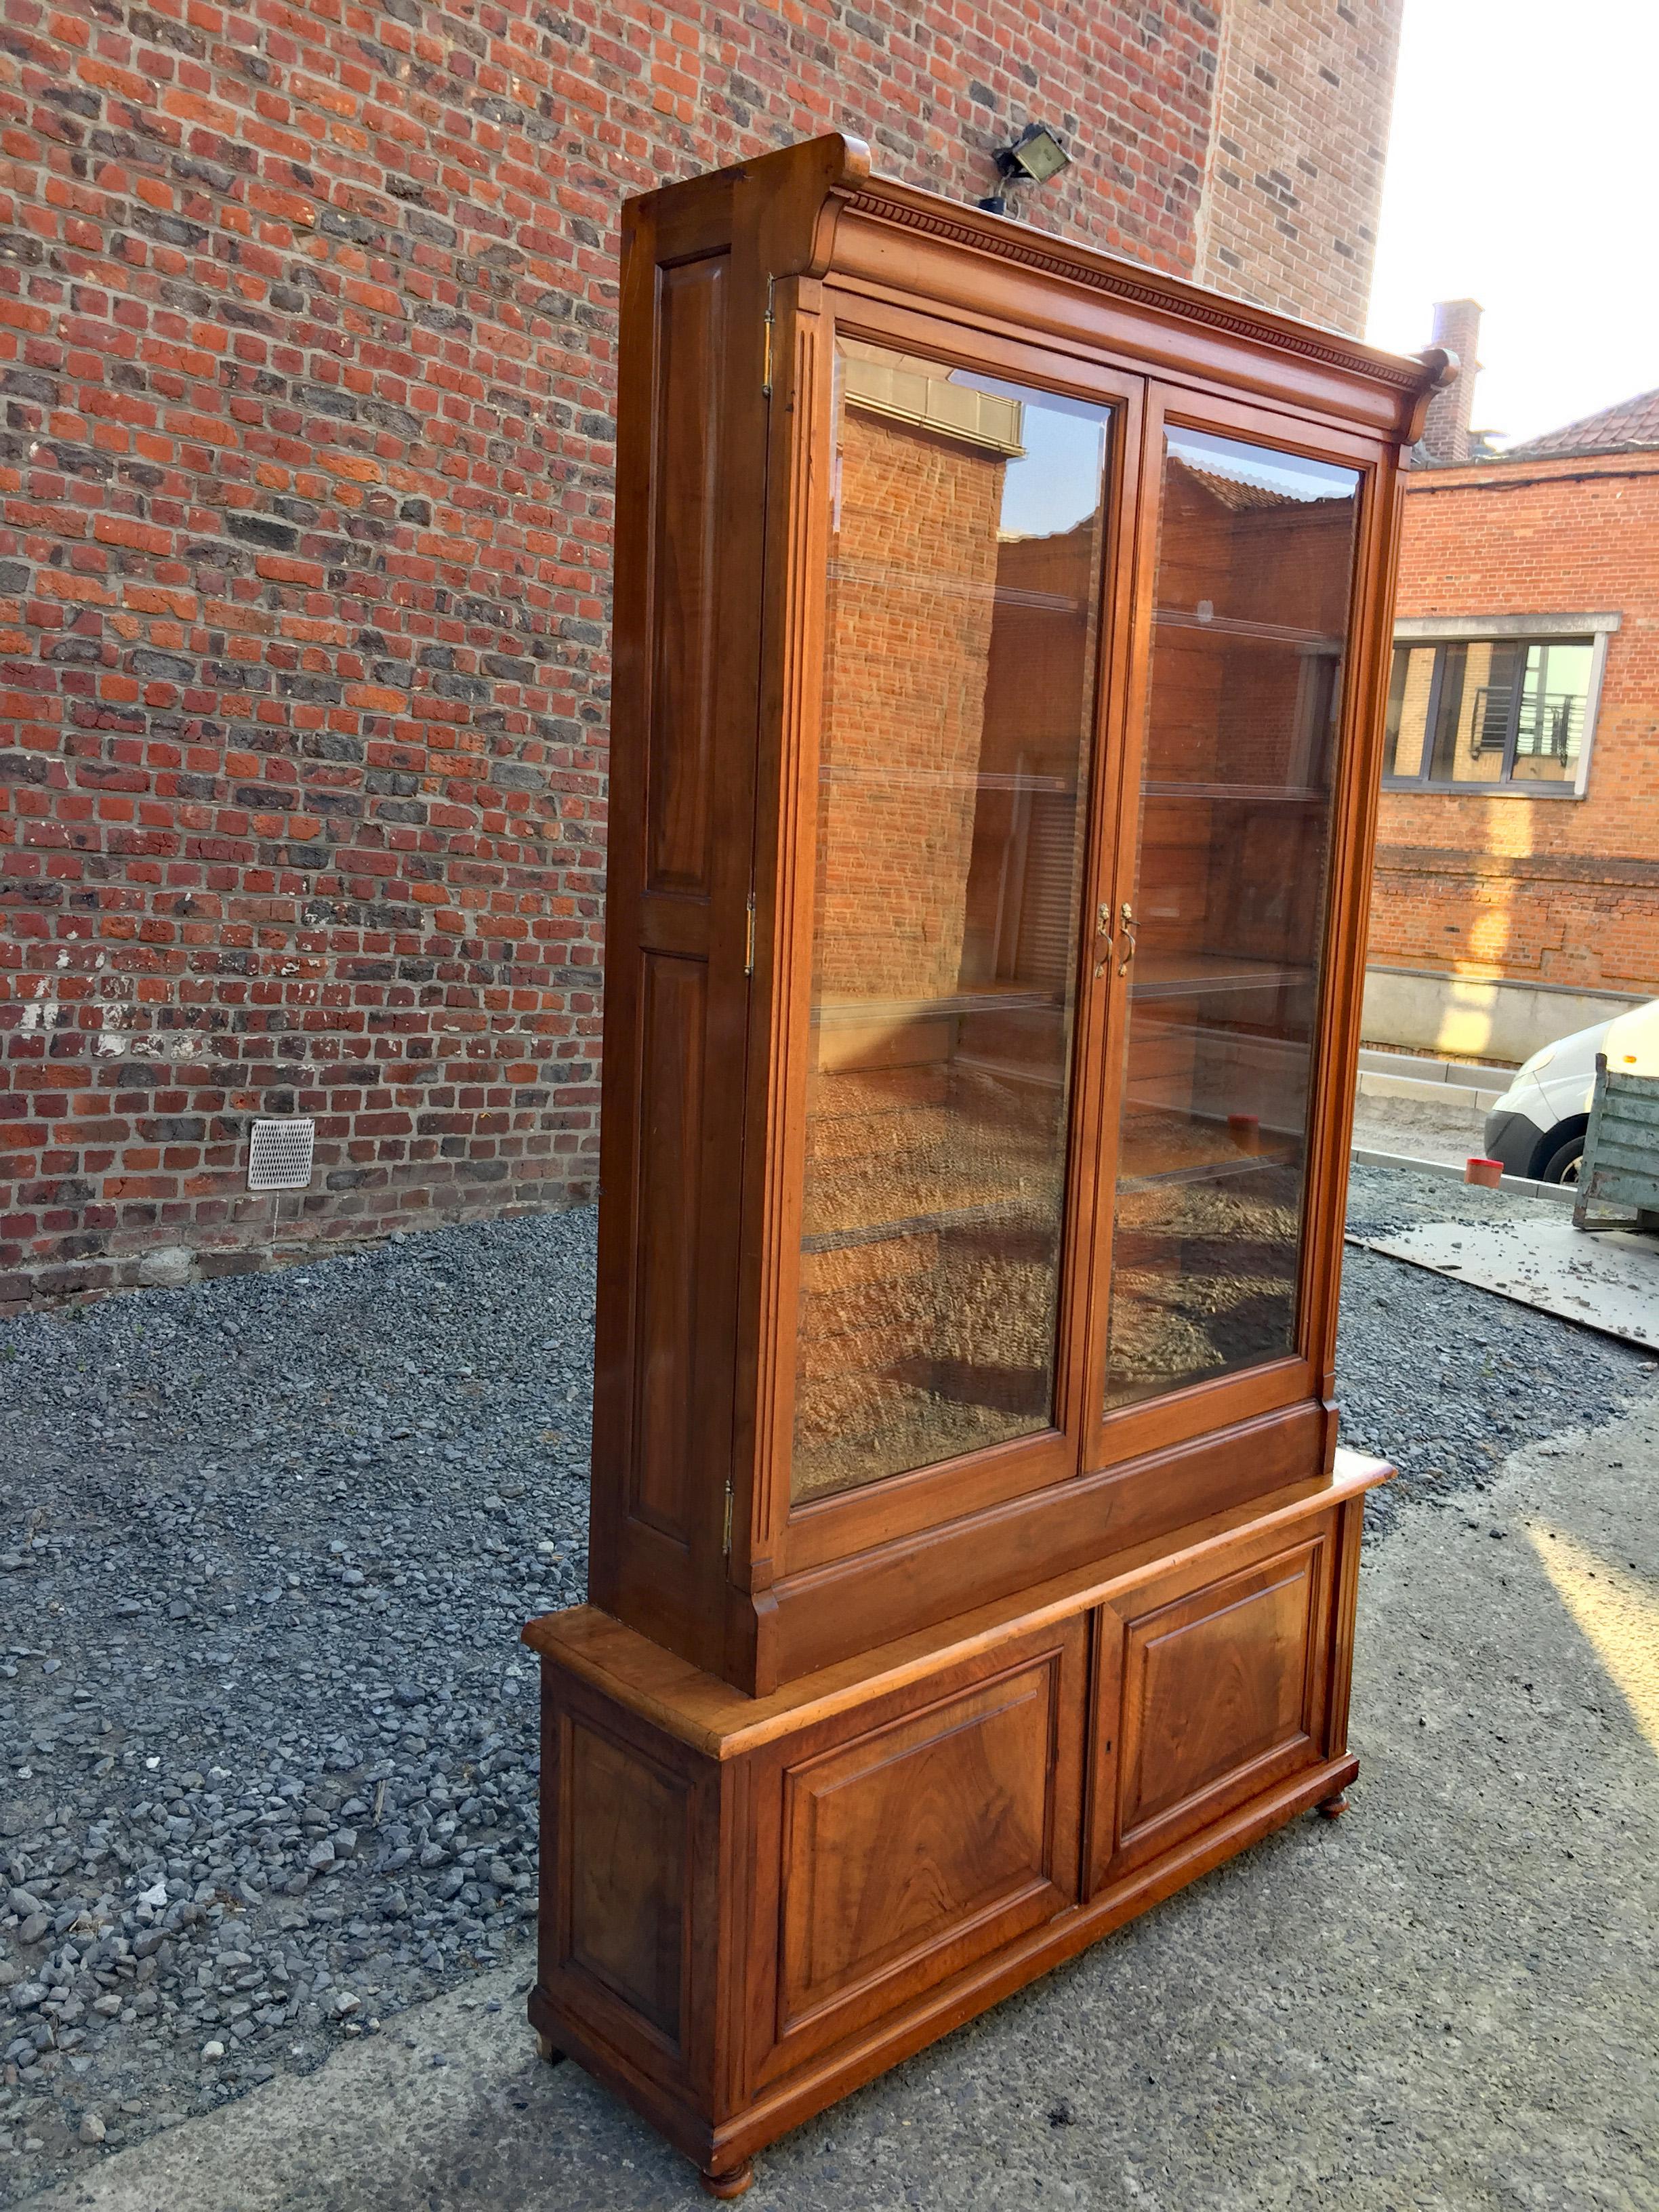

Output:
xmin=1366 ymin=0 xmax=1659 ymax=449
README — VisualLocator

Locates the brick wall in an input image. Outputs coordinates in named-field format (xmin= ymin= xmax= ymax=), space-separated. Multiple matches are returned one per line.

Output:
xmin=1372 ymin=452 xmax=1659 ymax=999
xmin=0 ymin=0 xmax=1401 ymax=1312
xmin=1198 ymin=0 xmax=1401 ymax=337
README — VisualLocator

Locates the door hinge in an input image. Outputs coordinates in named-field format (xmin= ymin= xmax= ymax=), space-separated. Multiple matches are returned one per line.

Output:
xmin=722 ymin=1480 xmax=735 ymax=1556
xmin=761 ymin=274 xmax=775 ymax=398
xmin=744 ymin=888 xmax=756 ymax=977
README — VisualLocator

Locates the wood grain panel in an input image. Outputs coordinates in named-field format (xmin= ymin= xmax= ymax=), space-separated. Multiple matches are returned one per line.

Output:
xmin=1125 ymin=1550 xmax=1315 ymax=1828
xmin=1102 ymin=1530 xmax=1331 ymax=1879
xmin=630 ymin=953 xmax=708 ymax=1541
xmin=567 ymin=1719 xmax=689 ymax=2043
xmin=782 ymin=1661 xmax=1052 ymax=2022
xmin=646 ymin=252 xmax=727 ymax=894
xmin=755 ymin=1635 xmax=1082 ymax=2076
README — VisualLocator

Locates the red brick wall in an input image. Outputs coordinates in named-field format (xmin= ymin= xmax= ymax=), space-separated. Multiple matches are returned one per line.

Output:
xmin=1372 ymin=452 xmax=1659 ymax=998
xmin=0 ymin=0 xmax=1233 ymax=1312
xmin=1198 ymin=0 xmax=1402 ymax=338
xmin=0 ymin=0 xmax=1399 ymax=1312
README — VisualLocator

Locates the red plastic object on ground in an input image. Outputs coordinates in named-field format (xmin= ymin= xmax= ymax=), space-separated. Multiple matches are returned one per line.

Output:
xmin=1465 ymin=1156 xmax=1504 ymax=1188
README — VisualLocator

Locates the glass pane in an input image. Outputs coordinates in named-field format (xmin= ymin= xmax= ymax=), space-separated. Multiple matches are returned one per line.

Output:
xmin=790 ymin=341 xmax=1111 ymax=1503
xmin=1384 ymin=644 xmax=1434 ymax=778
xmin=1511 ymin=640 xmax=1591 ymax=781
xmin=1427 ymin=640 xmax=1515 ymax=785
xmin=1104 ymin=426 xmax=1359 ymax=1412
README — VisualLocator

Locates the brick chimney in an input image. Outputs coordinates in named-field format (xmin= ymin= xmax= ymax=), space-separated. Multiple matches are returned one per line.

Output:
xmin=1418 ymin=298 xmax=1481 ymax=464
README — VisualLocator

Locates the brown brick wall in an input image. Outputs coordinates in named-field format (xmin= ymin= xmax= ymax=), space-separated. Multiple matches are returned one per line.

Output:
xmin=1372 ymin=452 xmax=1659 ymax=998
xmin=1199 ymin=0 xmax=1402 ymax=337
xmin=0 ymin=0 xmax=1401 ymax=1311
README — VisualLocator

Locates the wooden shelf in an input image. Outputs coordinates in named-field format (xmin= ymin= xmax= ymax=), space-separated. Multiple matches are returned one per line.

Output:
xmin=820 ymin=764 xmax=1080 ymax=796
xmin=1143 ymin=780 xmax=1327 ymax=804
xmin=1153 ymin=606 xmax=1345 ymax=650
xmin=1129 ymin=951 xmax=1315 ymax=1001
xmin=814 ymin=983 xmax=1065 ymax=1028
xmin=1116 ymin=1146 xmax=1298 ymax=1195
xmin=800 ymin=1191 xmax=1052 ymax=1254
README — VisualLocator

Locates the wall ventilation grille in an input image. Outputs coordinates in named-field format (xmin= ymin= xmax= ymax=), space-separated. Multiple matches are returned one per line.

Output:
xmin=247 ymin=1118 xmax=316 ymax=1191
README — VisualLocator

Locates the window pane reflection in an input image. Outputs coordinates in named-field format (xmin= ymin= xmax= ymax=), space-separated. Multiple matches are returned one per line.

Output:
xmin=1105 ymin=427 xmax=1359 ymax=1411
xmin=791 ymin=342 xmax=1110 ymax=1502
xmin=1386 ymin=636 xmax=1593 ymax=787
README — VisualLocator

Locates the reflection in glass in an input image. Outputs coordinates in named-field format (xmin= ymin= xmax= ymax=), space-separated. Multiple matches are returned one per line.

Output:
xmin=1386 ymin=636 xmax=1593 ymax=787
xmin=1104 ymin=426 xmax=1359 ymax=1410
xmin=790 ymin=342 xmax=1111 ymax=1502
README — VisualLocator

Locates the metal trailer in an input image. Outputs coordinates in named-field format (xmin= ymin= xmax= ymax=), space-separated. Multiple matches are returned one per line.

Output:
xmin=1573 ymin=1056 xmax=1659 ymax=1233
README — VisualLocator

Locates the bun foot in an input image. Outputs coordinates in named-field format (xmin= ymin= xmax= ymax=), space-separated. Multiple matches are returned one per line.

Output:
xmin=700 ymin=2159 xmax=754 ymax=2199
xmin=534 ymin=2032 xmax=568 ymax=2066
xmin=1316 ymin=1789 xmax=1350 ymax=1820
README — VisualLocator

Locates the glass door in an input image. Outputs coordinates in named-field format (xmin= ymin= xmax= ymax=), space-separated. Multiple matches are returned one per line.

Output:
xmin=788 ymin=337 xmax=1117 ymax=1507
xmin=1098 ymin=417 xmax=1361 ymax=1425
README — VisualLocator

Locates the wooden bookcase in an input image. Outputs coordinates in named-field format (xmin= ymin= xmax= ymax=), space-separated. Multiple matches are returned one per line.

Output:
xmin=522 ymin=134 xmax=1450 ymax=2196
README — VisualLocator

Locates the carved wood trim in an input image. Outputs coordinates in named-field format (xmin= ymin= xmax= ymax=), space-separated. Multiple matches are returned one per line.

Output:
xmin=842 ymin=189 xmax=1429 ymax=393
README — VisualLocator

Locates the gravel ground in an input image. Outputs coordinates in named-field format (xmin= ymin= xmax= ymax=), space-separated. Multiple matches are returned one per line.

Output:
xmin=1 ymin=1168 xmax=1653 ymax=2199
xmin=1340 ymin=1162 xmax=1654 ymax=1536
xmin=0 ymin=1211 xmax=596 ymax=2200
xmin=1349 ymin=1091 xmax=1489 ymax=1170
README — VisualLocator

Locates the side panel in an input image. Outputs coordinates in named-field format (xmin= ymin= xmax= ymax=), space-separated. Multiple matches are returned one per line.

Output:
xmin=630 ymin=954 xmax=710 ymax=1542
xmin=567 ymin=1717 xmax=690 ymax=2040
xmin=588 ymin=178 xmax=770 ymax=1673
xmin=646 ymin=253 xmax=727 ymax=895
xmin=537 ymin=1669 xmax=722 ymax=2104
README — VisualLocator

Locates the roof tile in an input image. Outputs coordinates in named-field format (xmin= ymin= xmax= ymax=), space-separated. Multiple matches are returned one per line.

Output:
xmin=1504 ymin=388 xmax=1659 ymax=460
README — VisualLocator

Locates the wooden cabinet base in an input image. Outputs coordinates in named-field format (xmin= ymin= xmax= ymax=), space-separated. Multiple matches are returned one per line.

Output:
xmin=524 ymin=1451 xmax=1388 ymax=2194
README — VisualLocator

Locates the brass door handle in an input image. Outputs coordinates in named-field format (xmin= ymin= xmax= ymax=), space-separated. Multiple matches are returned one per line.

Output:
xmin=1092 ymin=902 xmax=1113 ymax=979
xmin=1116 ymin=902 xmax=1137 ymax=975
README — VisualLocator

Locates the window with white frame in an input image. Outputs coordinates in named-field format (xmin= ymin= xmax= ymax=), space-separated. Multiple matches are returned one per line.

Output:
xmin=1382 ymin=615 xmax=1618 ymax=795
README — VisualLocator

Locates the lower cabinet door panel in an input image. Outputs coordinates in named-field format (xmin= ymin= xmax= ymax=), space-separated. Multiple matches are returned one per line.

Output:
xmin=1090 ymin=1517 xmax=1336 ymax=1890
xmin=747 ymin=1622 xmax=1087 ymax=2088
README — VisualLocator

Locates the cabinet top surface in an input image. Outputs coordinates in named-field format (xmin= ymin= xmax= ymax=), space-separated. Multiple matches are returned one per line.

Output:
xmin=530 ymin=1451 xmax=1392 ymax=1755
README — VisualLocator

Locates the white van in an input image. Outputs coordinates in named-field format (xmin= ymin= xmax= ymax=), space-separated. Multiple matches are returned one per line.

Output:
xmin=1483 ymin=998 xmax=1659 ymax=1183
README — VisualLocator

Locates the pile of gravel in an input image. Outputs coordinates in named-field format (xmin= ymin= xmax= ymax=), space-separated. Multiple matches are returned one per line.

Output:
xmin=0 ymin=1170 xmax=1651 ymax=2198
xmin=0 ymin=1210 xmax=594 ymax=2197
xmin=1338 ymin=1162 xmax=1654 ymax=1534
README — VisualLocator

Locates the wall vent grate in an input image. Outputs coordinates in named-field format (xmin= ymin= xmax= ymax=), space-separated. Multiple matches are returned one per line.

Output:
xmin=247 ymin=1118 xmax=316 ymax=1191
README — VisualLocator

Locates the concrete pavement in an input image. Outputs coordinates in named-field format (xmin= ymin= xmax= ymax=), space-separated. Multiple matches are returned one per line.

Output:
xmin=24 ymin=1401 xmax=1659 ymax=2212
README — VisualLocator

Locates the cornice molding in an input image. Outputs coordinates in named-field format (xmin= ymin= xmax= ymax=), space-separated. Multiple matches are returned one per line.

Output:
xmin=842 ymin=189 xmax=1425 ymax=393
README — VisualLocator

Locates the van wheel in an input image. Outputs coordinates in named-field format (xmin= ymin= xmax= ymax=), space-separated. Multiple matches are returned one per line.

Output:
xmin=1539 ymin=1134 xmax=1585 ymax=1185
xmin=1530 ymin=1115 xmax=1589 ymax=1185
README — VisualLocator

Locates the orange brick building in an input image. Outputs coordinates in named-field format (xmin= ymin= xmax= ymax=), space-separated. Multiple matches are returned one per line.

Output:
xmin=1366 ymin=371 xmax=1659 ymax=1063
